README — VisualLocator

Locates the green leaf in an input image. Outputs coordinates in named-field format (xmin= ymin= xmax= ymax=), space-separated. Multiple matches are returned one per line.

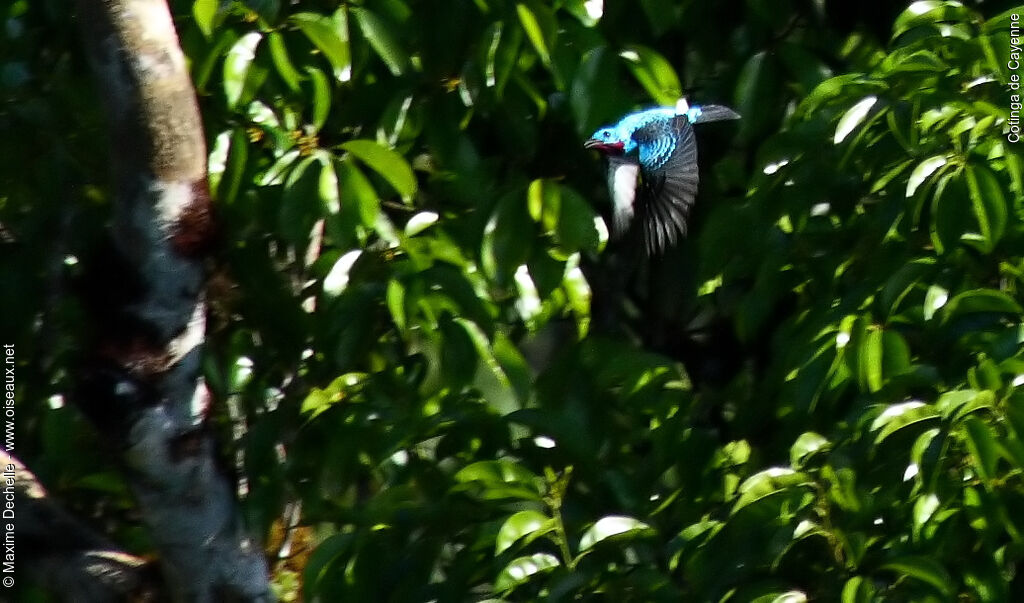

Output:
xmin=563 ymin=0 xmax=604 ymax=27
xmin=527 ymin=178 xmax=559 ymax=228
xmin=735 ymin=51 xmax=784 ymax=140
xmin=482 ymin=191 xmax=535 ymax=285
xmin=303 ymin=533 xmax=354 ymax=592
xmin=929 ymin=171 xmax=967 ymax=254
xmin=892 ymin=1 xmax=973 ymax=41
xmin=905 ymin=155 xmax=947 ymax=197
xmin=858 ymin=327 xmax=884 ymax=392
xmin=495 ymin=553 xmax=560 ymax=592
xmin=340 ymin=140 xmax=417 ymax=199
xmin=941 ymin=289 xmax=1023 ymax=323
xmin=880 ymin=258 xmax=935 ymax=316
xmin=912 ymin=492 xmax=940 ymax=532
xmin=516 ymin=2 xmax=555 ymax=67
xmin=192 ymin=0 xmax=218 ymax=38
xmin=733 ymin=468 xmax=813 ymax=512
xmin=881 ymin=330 xmax=911 ymax=379
xmin=404 ymin=211 xmax=439 ymax=237
xmin=923 ymin=284 xmax=948 ymax=320
xmin=493 ymin=332 xmax=532 ymax=403
xmin=267 ymin=32 xmax=302 ymax=92
xmin=870 ymin=401 xmax=939 ymax=444
xmin=291 ymin=10 xmax=351 ymax=82
xmin=319 ymin=155 xmax=340 ymax=214
xmin=481 ymin=20 xmax=522 ymax=97
xmin=555 ymin=188 xmax=600 ymax=253
xmin=300 ymin=373 xmax=365 ymax=418
xmin=323 ymin=250 xmax=361 ymax=297
xmin=834 ymin=96 xmax=878 ymax=144
xmin=790 ymin=432 xmax=829 ymax=468
xmin=260 ymin=148 xmax=300 ymax=186
xmin=936 ymin=389 xmax=995 ymax=421
xmin=307 ymin=66 xmax=331 ymax=131
xmin=879 ymin=556 xmax=954 ymax=597
xmin=570 ymin=46 xmax=619 ymax=133
xmin=578 ymin=516 xmax=654 ymax=551
xmin=882 ymin=48 xmax=948 ymax=73
xmin=562 ymin=254 xmax=593 ymax=337
xmin=335 ymin=158 xmax=380 ymax=229
xmin=620 ymin=45 xmax=682 ymax=106
xmin=351 ymin=7 xmax=410 ymax=76
xmin=280 ymin=154 xmax=321 ymax=245
xmin=871 ymin=159 xmax=914 ymax=194
xmin=208 ymin=128 xmax=248 ymax=205
xmin=223 ymin=31 xmax=262 ymax=109
xmin=386 ymin=278 xmax=406 ymax=332
xmin=965 ymin=164 xmax=1008 ymax=252
xmin=454 ymin=460 xmax=543 ymax=501
xmin=963 ymin=415 xmax=1000 ymax=480
xmin=455 ymin=316 xmax=512 ymax=391
xmin=841 ymin=576 xmax=875 ymax=603
xmin=495 ymin=510 xmax=555 ymax=555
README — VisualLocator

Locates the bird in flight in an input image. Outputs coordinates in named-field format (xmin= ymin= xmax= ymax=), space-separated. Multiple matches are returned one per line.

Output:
xmin=585 ymin=99 xmax=739 ymax=255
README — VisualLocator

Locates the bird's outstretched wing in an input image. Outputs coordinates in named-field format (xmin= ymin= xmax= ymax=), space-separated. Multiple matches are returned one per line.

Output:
xmin=690 ymin=104 xmax=741 ymax=124
xmin=632 ymin=115 xmax=699 ymax=255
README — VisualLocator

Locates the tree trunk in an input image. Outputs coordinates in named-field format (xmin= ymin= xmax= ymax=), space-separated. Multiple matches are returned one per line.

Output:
xmin=71 ymin=1 xmax=271 ymax=600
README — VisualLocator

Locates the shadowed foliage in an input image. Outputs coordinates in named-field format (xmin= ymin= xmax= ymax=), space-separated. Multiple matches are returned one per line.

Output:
xmin=3 ymin=0 xmax=1024 ymax=600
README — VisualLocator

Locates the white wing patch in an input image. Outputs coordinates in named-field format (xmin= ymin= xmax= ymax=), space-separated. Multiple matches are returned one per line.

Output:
xmin=608 ymin=158 xmax=640 ymax=236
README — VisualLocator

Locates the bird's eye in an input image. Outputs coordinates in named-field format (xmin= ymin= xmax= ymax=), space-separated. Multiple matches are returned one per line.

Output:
xmin=602 ymin=131 xmax=610 ymax=139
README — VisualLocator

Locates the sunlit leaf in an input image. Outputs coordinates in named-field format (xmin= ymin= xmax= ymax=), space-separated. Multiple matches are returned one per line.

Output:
xmin=790 ymin=432 xmax=829 ymax=468
xmin=494 ymin=553 xmax=560 ymax=592
xmin=962 ymin=415 xmax=1000 ymax=480
xmin=292 ymin=10 xmax=351 ymax=82
xmin=335 ymin=158 xmax=380 ymax=229
xmin=319 ymin=156 xmax=340 ymax=214
xmin=834 ymin=96 xmax=877 ymax=144
xmin=841 ymin=576 xmax=875 ymax=603
xmin=941 ymin=289 xmax=1023 ymax=322
xmin=454 ymin=461 xmax=543 ymax=501
xmin=578 ymin=516 xmax=654 ymax=551
xmin=351 ymin=7 xmax=409 ymax=76
xmin=893 ymin=1 xmax=973 ymax=41
xmin=936 ymin=389 xmax=995 ymax=421
xmin=307 ymin=66 xmax=331 ymax=131
xmin=905 ymin=155 xmax=946 ymax=197
xmin=516 ymin=2 xmax=555 ymax=67
xmin=620 ymin=45 xmax=682 ymax=106
xmin=192 ymin=0 xmax=218 ymax=38
xmin=340 ymin=139 xmax=417 ymax=199
xmin=733 ymin=468 xmax=814 ymax=511
xmin=965 ymin=164 xmax=1008 ymax=252
xmin=871 ymin=401 xmax=939 ymax=444
xmin=880 ymin=556 xmax=954 ymax=596
xmin=495 ymin=510 xmax=555 ymax=555
xmin=267 ymin=32 xmax=301 ymax=92
xmin=223 ymin=31 xmax=262 ymax=108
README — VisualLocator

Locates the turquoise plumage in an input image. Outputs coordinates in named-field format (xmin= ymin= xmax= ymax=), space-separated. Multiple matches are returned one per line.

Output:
xmin=585 ymin=101 xmax=739 ymax=254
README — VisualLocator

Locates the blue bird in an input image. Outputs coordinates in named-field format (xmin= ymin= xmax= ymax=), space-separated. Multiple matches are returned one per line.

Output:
xmin=585 ymin=99 xmax=739 ymax=255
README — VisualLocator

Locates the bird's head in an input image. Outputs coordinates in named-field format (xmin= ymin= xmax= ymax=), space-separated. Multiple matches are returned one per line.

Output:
xmin=584 ymin=127 xmax=626 ymax=154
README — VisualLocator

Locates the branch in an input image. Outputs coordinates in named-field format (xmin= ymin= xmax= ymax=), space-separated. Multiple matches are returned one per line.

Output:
xmin=71 ymin=1 xmax=271 ymax=600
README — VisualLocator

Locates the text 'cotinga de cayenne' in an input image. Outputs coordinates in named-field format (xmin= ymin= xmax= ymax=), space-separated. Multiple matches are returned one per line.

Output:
xmin=585 ymin=99 xmax=740 ymax=255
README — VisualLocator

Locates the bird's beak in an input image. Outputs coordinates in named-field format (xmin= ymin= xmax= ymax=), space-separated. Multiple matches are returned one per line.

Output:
xmin=584 ymin=139 xmax=624 ymax=153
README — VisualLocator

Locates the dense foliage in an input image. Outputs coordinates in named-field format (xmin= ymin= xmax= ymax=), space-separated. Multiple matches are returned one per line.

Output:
xmin=4 ymin=0 xmax=1024 ymax=600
